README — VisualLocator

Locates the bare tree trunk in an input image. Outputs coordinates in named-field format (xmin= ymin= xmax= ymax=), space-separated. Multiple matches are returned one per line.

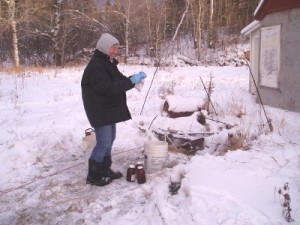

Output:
xmin=154 ymin=7 xmax=164 ymax=60
xmin=11 ymin=18 xmax=19 ymax=68
xmin=146 ymin=0 xmax=152 ymax=57
xmin=52 ymin=0 xmax=63 ymax=67
xmin=124 ymin=0 xmax=131 ymax=63
xmin=172 ymin=0 xmax=190 ymax=41
xmin=145 ymin=0 xmax=166 ymax=59
xmin=104 ymin=0 xmax=133 ymax=63
xmin=208 ymin=0 xmax=214 ymax=48
xmin=196 ymin=0 xmax=202 ymax=60
xmin=3 ymin=0 xmax=20 ymax=68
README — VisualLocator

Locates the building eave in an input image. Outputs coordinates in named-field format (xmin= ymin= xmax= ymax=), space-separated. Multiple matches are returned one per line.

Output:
xmin=241 ymin=20 xmax=261 ymax=35
xmin=254 ymin=0 xmax=300 ymax=20
xmin=254 ymin=0 xmax=265 ymax=18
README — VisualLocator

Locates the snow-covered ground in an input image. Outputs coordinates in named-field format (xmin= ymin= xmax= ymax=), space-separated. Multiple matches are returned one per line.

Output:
xmin=0 ymin=65 xmax=299 ymax=225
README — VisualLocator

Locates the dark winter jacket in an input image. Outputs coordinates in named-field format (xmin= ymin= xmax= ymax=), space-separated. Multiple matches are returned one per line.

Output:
xmin=81 ymin=49 xmax=134 ymax=128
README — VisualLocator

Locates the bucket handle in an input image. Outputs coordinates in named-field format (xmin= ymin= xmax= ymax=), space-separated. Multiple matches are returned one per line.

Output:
xmin=85 ymin=128 xmax=95 ymax=136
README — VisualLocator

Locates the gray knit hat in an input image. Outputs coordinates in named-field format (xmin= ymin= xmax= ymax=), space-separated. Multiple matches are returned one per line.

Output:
xmin=96 ymin=33 xmax=119 ymax=55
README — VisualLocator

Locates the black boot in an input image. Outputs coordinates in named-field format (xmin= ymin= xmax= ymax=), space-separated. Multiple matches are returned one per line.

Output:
xmin=86 ymin=159 xmax=113 ymax=186
xmin=103 ymin=155 xmax=122 ymax=179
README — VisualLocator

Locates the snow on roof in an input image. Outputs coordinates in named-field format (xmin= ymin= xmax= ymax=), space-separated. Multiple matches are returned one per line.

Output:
xmin=241 ymin=0 xmax=263 ymax=35
xmin=254 ymin=0 xmax=265 ymax=17
xmin=241 ymin=20 xmax=261 ymax=35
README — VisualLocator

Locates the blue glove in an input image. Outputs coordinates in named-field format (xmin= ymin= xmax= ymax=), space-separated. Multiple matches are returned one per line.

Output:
xmin=129 ymin=72 xmax=147 ymax=84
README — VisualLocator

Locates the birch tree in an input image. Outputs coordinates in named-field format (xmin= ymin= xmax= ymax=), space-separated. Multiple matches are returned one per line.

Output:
xmin=52 ymin=0 xmax=63 ymax=66
xmin=208 ymin=0 xmax=215 ymax=48
xmin=0 ymin=0 xmax=261 ymax=66
xmin=190 ymin=0 xmax=205 ymax=60
xmin=103 ymin=1 xmax=130 ymax=61
xmin=18 ymin=0 xmax=105 ymax=66
xmin=103 ymin=0 xmax=146 ymax=61
xmin=172 ymin=0 xmax=190 ymax=41
xmin=145 ymin=0 xmax=168 ymax=59
xmin=1 ymin=0 xmax=19 ymax=68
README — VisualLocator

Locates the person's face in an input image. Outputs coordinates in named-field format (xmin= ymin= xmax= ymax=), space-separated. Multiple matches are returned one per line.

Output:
xmin=109 ymin=44 xmax=119 ymax=59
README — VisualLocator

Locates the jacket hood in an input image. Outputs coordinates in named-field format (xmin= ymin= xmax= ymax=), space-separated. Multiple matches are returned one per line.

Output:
xmin=96 ymin=33 xmax=119 ymax=55
xmin=94 ymin=49 xmax=119 ymax=66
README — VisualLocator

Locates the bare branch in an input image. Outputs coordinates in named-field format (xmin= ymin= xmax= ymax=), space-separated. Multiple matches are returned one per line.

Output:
xmin=69 ymin=9 xmax=110 ymax=31
xmin=172 ymin=0 xmax=190 ymax=41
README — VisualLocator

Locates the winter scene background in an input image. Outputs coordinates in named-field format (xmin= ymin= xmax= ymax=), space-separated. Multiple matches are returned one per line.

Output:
xmin=0 ymin=43 xmax=300 ymax=225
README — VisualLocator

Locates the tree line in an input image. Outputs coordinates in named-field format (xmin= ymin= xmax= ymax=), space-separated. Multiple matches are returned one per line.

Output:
xmin=0 ymin=0 xmax=259 ymax=68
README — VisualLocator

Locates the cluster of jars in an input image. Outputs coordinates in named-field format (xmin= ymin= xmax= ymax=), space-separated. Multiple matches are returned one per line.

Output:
xmin=126 ymin=161 xmax=146 ymax=184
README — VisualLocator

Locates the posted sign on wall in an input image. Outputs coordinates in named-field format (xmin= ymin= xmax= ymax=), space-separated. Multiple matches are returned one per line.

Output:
xmin=260 ymin=25 xmax=281 ymax=88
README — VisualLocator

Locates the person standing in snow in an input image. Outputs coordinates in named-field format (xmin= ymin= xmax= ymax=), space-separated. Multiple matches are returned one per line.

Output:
xmin=81 ymin=33 xmax=146 ymax=186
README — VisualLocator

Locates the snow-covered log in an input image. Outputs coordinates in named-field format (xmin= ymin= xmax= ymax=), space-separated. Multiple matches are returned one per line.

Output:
xmin=176 ymin=55 xmax=201 ymax=66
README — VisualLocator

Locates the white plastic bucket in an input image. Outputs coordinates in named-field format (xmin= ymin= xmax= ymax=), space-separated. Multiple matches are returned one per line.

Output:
xmin=144 ymin=140 xmax=168 ymax=173
xmin=81 ymin=130 xmax=96 ymax=167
